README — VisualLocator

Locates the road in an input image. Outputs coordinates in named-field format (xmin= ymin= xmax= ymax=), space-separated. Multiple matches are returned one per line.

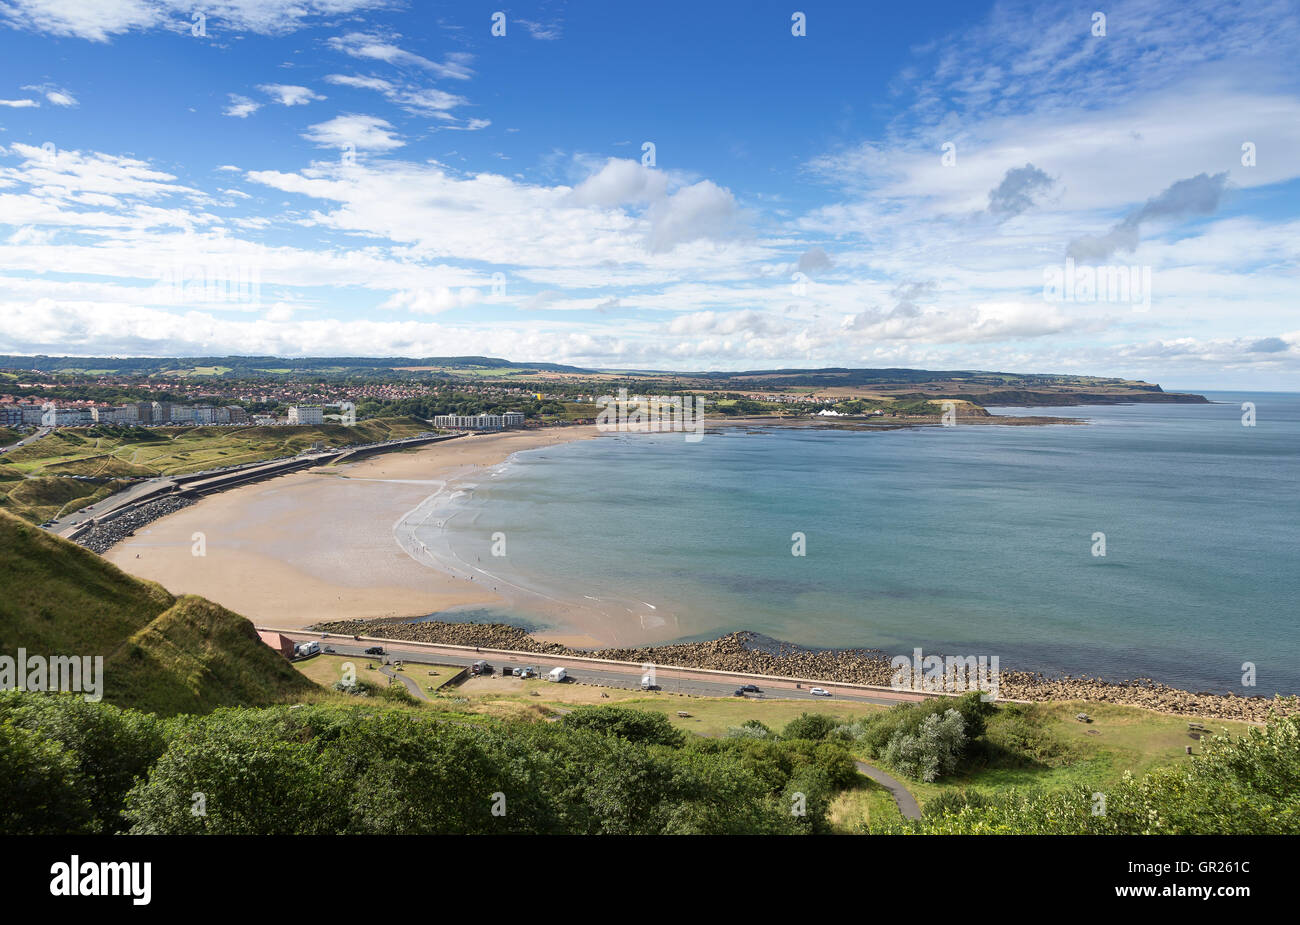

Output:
xmin=0 ymin=425 xmax=50 ymax=452
xmin=274 ymin=630 xmax=929 ymax=707
xmin=45 ymin=475 xmax=177 ymax=532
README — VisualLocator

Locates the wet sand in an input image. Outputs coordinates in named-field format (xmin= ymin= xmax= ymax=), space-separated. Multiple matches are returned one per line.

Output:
xmin=106 ymin=428 xmax=596 ymax=630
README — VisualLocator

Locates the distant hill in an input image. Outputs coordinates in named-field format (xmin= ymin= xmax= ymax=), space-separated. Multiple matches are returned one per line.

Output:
xmin=0 ymin=354 xmax=1206 ymax=403
xmin=0 ymin=510 xmax=314 ymax=714
xmin=0 ymin=354 xmax=591 ymax=378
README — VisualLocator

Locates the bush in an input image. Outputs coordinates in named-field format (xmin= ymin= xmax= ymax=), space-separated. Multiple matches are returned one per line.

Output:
xmin=782 ymin=712 xmax=839 ymax=741
xmin=0 ymin=692 xmax=165 ymax=833
xmin=558 ymin=706 xmax=685 ymax=747
xmin=0 ymin=717 xmax=93 ymax=834
xmin=725 ymin=719 xmax=773 ymax=739
xmin=883 ymin=709 xmax=967 ymax=782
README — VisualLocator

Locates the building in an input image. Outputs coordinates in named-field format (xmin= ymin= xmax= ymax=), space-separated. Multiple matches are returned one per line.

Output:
xmin=192 ymin=405 xmax=217 ymax=425
xmin=287 ymin=405 xmax=324 ymax=426
xmin=432 ymin=412 xmax=526 ymax=431
xmin=19 ymin=404 xmax=44 ymax=425
xmin=225 ymin=405 xmax=250 ymax=424
xmin=0 ymin=406 xmax=23 ymax=428
xmin=41 ymin=406 xmax=88 ymax=427
xmin=256 ymin=631 xmax=297 ymax=660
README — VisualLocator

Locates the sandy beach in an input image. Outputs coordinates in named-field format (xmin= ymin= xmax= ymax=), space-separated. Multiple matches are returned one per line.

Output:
xmin=106 ymin=427 xmax=598 ymax=633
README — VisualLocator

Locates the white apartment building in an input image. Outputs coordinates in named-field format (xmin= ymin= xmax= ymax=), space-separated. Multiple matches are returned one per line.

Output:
xmin=288 ymin=405 xmax=324 ymax=426
xmin=41 ymin=407 xmax=89 ymax=427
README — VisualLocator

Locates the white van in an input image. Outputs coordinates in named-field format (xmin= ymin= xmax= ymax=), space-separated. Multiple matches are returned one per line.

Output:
xmin=295 ymin=641 xmax=320 ymax=658
xmin=547 ymin=667 xmax=567 ymax=683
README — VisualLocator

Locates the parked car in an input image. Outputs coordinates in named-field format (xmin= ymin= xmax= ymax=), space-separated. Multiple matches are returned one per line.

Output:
xmin=322 ymin=645 xmax=336 ymax=654
xmin=512 ymin=666 xmax=524 ymax=677
xmin=733 ymin=688 xmax=746 ymax=697
xmin=364 ymin=646 xmax=384 ymax=656
xmin=470 ymin=659 xmax=489 ymax=675
xmin=809 ymin=687 xmax=832 ymax=697
xmin=740 ymin=683 xmax=761 ymax=693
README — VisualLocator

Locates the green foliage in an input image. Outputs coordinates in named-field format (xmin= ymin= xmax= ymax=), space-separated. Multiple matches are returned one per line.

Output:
xmin=0 ymin=692 xmax=165 ymax=833
xmin=725 ymin=719 xmax=773 ymax=739
xmin=0 ymin=695 xmax=850 ymax=834
xmin=877 ymin=714 xmax=1300 ymax=834
xmin=782 ymin=712 xmax=839 ymax=741
xmin=558 ymin=705 xmax=687 ymax=747
xmin=0 ymin=716 xmax=93 ymax=834
xmin=883 ymin=709 xmax=967 ymax=782
xmin=856 ymin=692 xmax=991 ymax=760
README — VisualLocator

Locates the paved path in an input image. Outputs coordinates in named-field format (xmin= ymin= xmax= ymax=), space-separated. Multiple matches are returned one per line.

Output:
xmin=854 ymin=760 xmax=922 ymax=820
xmin=379 ymin=664 xmax=431 ymax=702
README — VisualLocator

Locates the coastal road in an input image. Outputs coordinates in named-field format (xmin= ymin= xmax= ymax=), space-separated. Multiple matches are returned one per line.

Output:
xmin=272 ymin=630 xmax=929 ymax=707
xmin=0 ymin=425 xmax=50 ymax=452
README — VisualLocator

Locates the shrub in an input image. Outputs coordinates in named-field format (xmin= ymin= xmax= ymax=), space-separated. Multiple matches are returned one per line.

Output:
xmin=883 ymin=709 xmax=967 ymax=782
xmin=782 ymin=712 xmax=839 ymax=741
xmin=558 ymin=706 xmax=685 ymax=747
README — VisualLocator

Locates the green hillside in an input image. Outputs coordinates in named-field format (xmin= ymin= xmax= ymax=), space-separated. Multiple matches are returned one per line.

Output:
xmin=0 ymin=415 xmax=428 ymax=523
xmin=0 ymin=510 xmax=313 ymax=714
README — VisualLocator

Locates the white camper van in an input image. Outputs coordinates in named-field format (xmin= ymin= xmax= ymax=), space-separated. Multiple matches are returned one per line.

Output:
xmin=295 ymin=640 xmax=320 ymax=658
xmin=547 ymin=667 xmax=567 ymax=683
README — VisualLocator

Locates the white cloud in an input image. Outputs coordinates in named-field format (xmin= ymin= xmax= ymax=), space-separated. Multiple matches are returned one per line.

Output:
xmin=0 ymin=0 xmax=393 ymax=42
xmin=223 ymin=94 xmax=261 ymax=118
xmin=258 ymin=84 xmax=324 ymax=106
xmin=327 ymin=32 xmax=474 ymax=80
xmin=0 ymin=98 xmax=38 ymax=108
xmin=22 ymin=83 xmax=77 ymax=106
xmin=301 ymin=114 xmax=404 ymax=150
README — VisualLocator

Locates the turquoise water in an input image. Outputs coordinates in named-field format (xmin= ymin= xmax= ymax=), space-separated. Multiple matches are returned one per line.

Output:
xmin=425 ymin=392 xmax=1299 ymax=695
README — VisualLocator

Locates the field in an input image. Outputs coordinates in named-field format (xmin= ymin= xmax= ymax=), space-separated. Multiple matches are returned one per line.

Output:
xmin=295 ymin=654 xmax=463 ymax=693
xmin=0 ymin=416 xmax=428 ymax=522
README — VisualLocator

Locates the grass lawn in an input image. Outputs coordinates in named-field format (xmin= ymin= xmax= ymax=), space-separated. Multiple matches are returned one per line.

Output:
xmin=296 ymin=654 xmax=463 ymax=693
xmin=865 ymin=700 xmax=1258 ymax=811
xmin=626 ymin=696 xmax=889 ymax=737
xmin=830 ymin=780 xmax=904 ymax=831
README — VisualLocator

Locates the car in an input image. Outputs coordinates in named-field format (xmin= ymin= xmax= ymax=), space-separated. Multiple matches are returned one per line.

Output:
xmin=809 ymin=687 xmax=832 ymax=697
xmin=733 ymin=688 xmax=746 ymax=697
xmin=364 ymin=646 xmax=384 ymax=656
xmin=323 ymin=645 xmax=336 ymax=654
xmin=740 ymin=683 xmax=761 ymax=693
xmin=512 ymin=666 xmax=524 ymax=677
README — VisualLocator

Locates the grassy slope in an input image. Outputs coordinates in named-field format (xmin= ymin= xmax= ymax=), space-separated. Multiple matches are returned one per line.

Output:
xmin=0 ymin=510 xmax=313 ymax=714
xmin=0 ymin=416 xmax=427 ymax=522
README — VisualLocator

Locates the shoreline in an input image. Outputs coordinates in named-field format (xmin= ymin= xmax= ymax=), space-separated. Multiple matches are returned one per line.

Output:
xmin=308 ymin=619 xmax=1298 ymax=723
xmin=101 ymin=412 xmax=1294 ymax=718
xmin=104 ymin=426 xmax=599 ymax=629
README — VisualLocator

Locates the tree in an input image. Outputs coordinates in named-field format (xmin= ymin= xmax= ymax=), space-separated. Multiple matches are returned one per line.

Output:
xmin=0 ymin=717 xmax=93 ymax=834
xmin=884 ymin=709 xmax=967 ymax=782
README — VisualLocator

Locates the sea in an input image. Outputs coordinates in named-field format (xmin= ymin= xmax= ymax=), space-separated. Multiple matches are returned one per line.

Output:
xmin=414 ymin=392 xmax=1300 ymax=696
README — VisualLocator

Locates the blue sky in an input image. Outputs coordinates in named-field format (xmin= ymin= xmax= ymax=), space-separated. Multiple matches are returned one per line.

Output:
xmin=0 ymin=0 xmax=1297 ymax=388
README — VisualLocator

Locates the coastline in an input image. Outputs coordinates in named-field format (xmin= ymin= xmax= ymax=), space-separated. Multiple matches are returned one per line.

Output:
xmin=308 ymin=619 xmax=1298 ymax=723
xmin=105 ymin=426 xmax=597 ymax=629
xmin=102 ymin=409 xmax=1297 ymax=718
